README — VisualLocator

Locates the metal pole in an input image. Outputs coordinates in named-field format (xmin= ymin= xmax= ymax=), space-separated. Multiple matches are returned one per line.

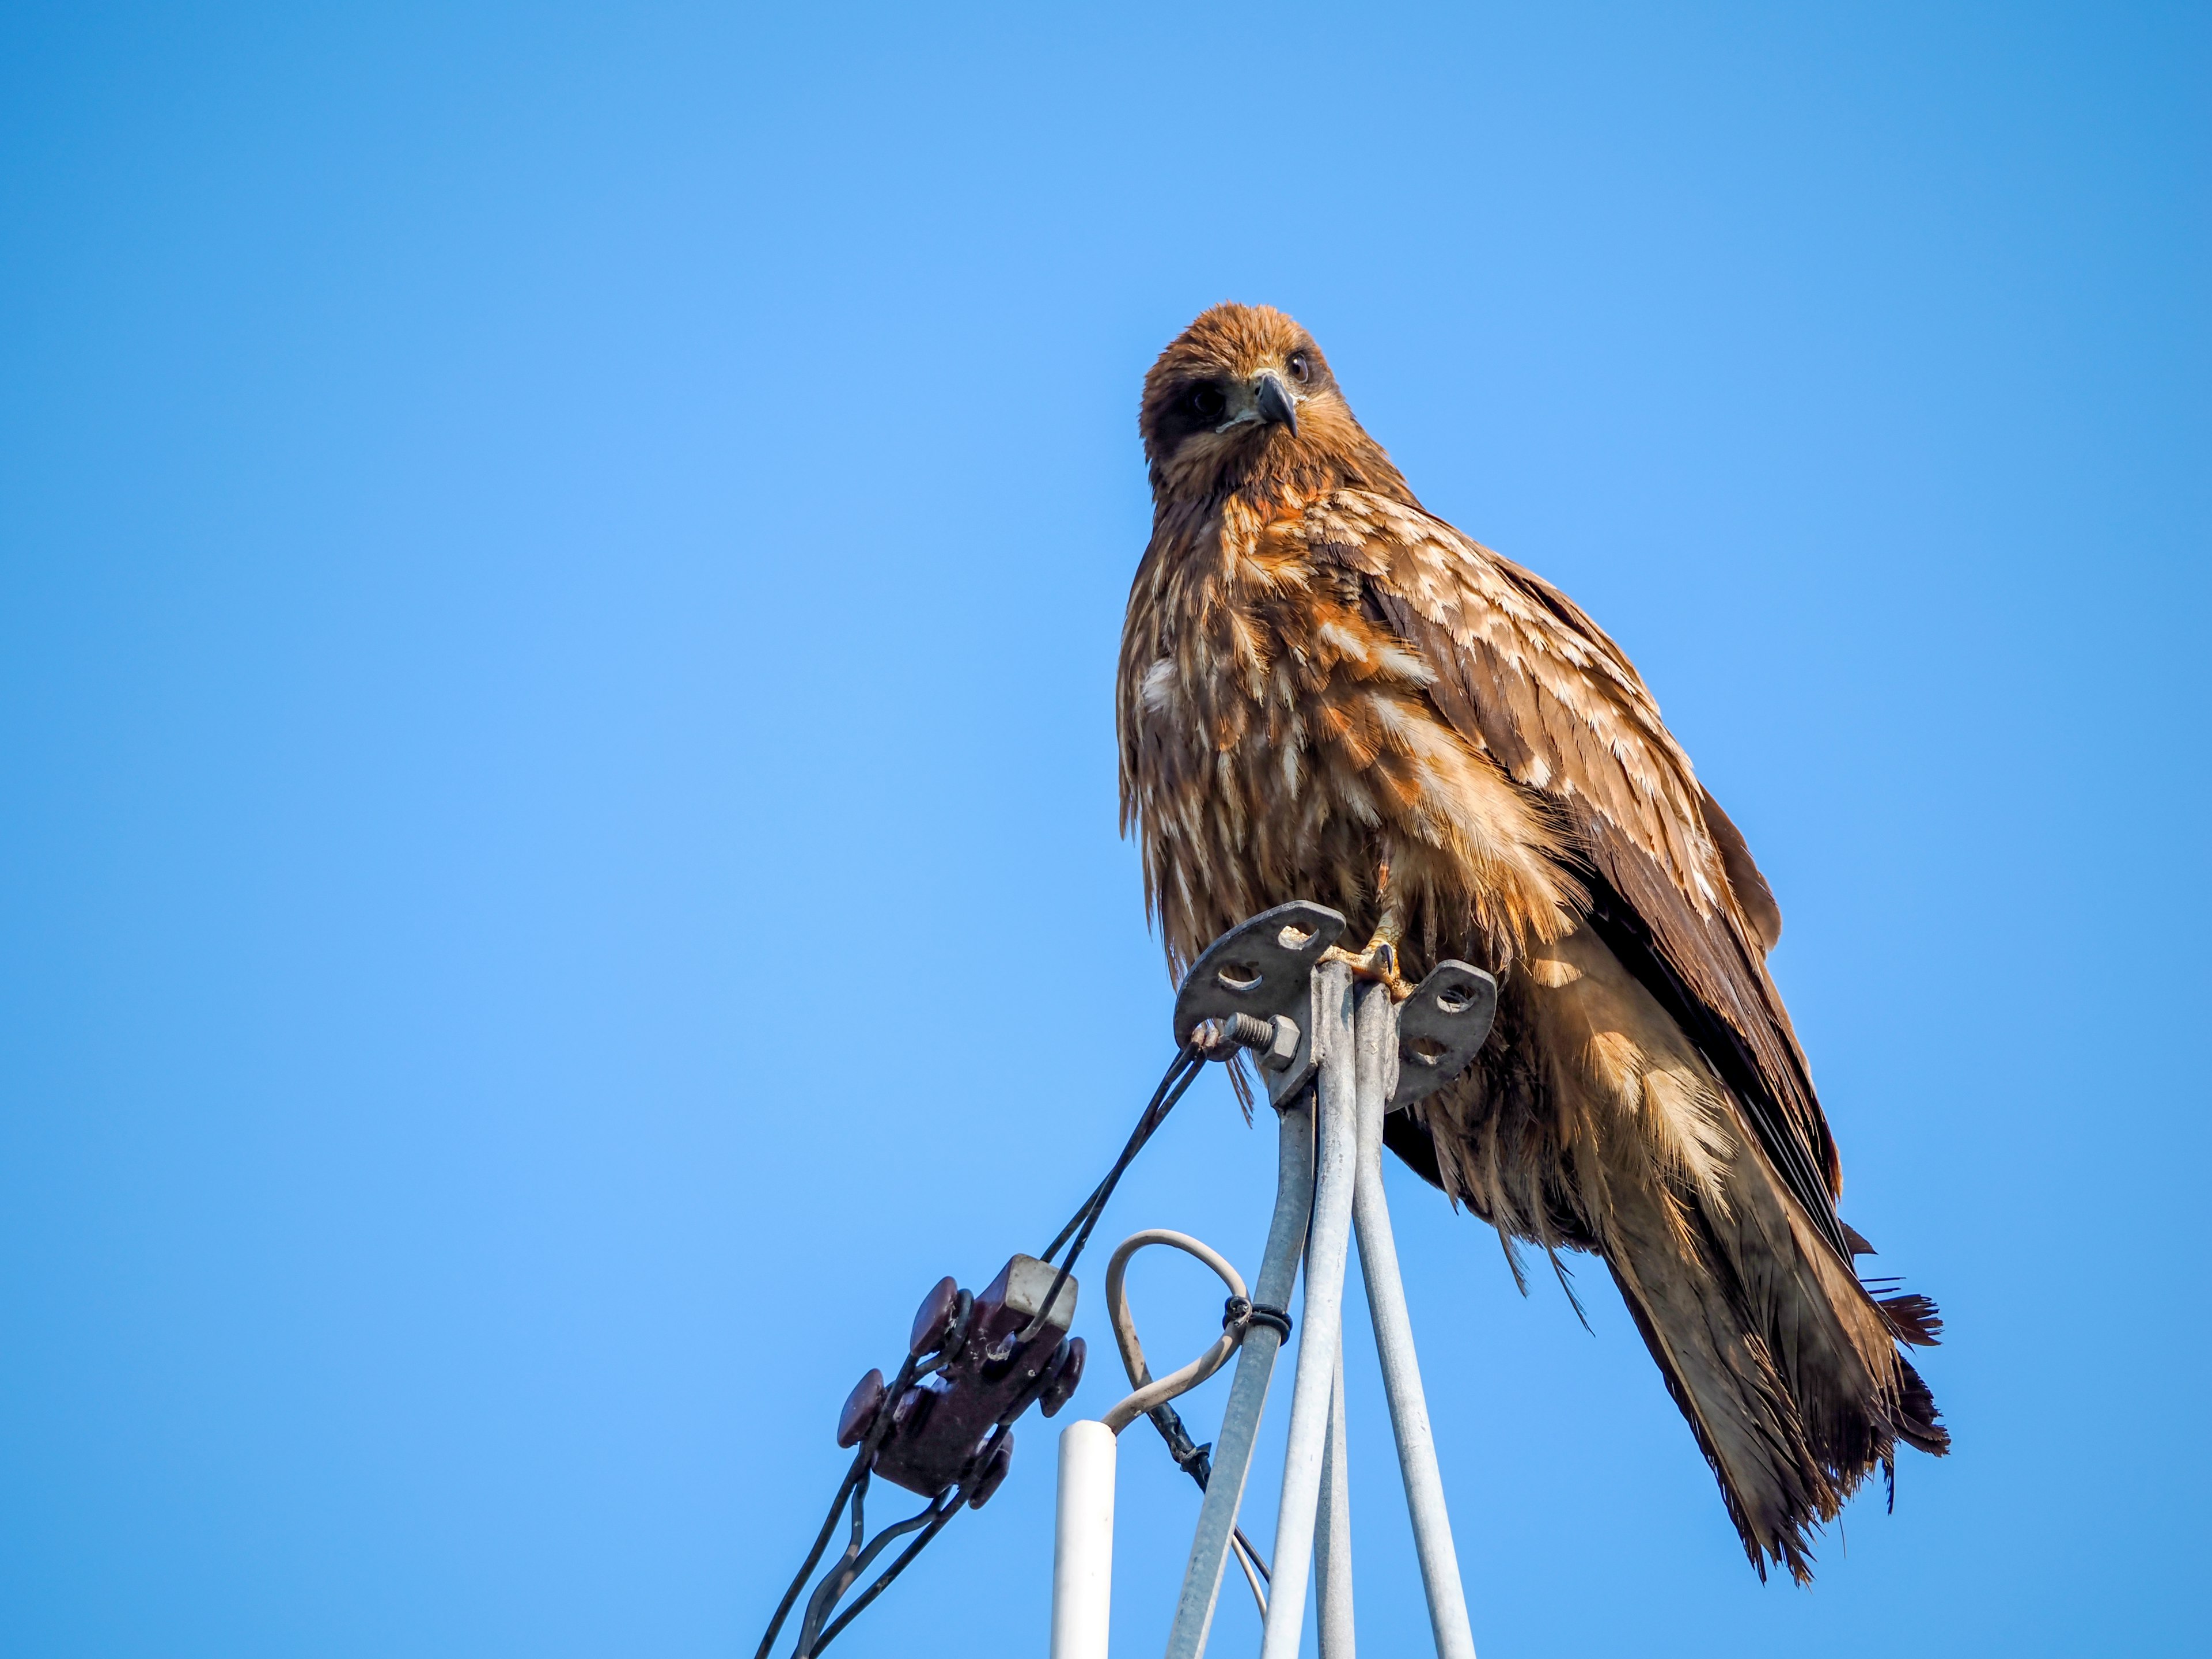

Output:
xmin=1350 ymin=980 xmax=1476 ymax=1659
xmin=1051 ymin=1421 xmax=1119 ymax=1659
xmin=1258 ymin=961 xmax=1358 ymax=1659
xmin=1315 ymin=1342 xmax=1354 ymax=1658
xmin=1162 ymin=1048 xmax=1320 ymax=1659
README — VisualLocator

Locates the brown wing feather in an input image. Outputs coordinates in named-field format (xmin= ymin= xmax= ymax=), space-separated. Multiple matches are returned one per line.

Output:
xmin=1293 ymin=489 xmax=1849 ymax=1253
xmin=1699 ymin=785 xmax=1783 ymax=953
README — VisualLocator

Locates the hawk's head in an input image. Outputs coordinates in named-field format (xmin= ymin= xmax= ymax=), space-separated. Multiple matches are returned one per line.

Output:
xmin=1139 ymin=303 xmax=1403 ymax=504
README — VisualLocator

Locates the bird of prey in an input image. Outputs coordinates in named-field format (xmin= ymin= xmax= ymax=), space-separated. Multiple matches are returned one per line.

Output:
xmin=1116 ymin=302 xmax=1945 ymax=1581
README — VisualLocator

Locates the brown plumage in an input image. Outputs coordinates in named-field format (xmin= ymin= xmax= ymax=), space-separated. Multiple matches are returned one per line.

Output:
xmin=1117 ymin=302 xmax=1946 ymax=1582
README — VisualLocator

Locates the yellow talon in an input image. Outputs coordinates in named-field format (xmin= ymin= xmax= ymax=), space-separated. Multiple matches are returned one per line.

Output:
xmin=1320 ymin=934 xmax=1417 ymax=1001
xmin=1323 ymin=844 xmax=1417 ymax=998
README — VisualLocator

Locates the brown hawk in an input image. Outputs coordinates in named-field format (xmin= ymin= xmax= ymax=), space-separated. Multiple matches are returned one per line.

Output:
xmin=1116 ymin=302 xmax=1945 ymax=1581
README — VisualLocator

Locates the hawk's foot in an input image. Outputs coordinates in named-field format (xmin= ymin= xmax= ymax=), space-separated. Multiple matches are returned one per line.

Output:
xmin=1320 ymin=934 xmax=1416 ymax=1001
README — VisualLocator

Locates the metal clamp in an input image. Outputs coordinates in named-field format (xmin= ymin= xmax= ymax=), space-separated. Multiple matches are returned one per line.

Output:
xmin=1170 ymin=902 xmax=1347 ymax=1107
xmin=1388 ymin=960 xmax=1499 ymax=1111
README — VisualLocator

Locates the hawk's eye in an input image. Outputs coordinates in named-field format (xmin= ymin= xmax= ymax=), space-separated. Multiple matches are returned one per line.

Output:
xmin=1186 ymin=384 xmax=1227 ymax=422
xmin=1286 ymin=352 xmax=1312 ymax=384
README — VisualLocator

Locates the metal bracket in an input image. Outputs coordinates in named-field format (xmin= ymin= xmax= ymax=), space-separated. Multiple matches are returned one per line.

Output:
xmin=1048 ymin=903 xmax=1496 ymax=1659
xmin=1171 ymin=902 xmax=1347 ymax=1108
xmin=1387 ymin=960 xmax=1499 ymax=1112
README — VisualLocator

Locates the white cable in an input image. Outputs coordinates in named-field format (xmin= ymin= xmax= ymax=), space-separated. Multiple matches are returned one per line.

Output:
xmin=1099 ymin=1229 xmax=1270 ymax=1612
xmin=1100 ymin=1228 xmax=1249 ymax=1432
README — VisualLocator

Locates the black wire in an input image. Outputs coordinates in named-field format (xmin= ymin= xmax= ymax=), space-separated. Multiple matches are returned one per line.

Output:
xmin=1041 ymin=1047 xmax=1201 ymax=1263
xmin=790 ymin=1470 xmax=875 ymax=1656
xmin=1018 ymin=1047 xmax=1203 ymax=1347
xmin=793 ymin=1479 xmax=951 ymax=1657
xmin=1046 ymin=1051 xmax=1201 ymax=1280
xmin=808 ymin=1335 xmax=1069 ymax=1655
xmin=1240 ymin=1528 xmax=1272 ymax=1585
xmin=1144 ymin=1403 xmax=1273 ymax=1587
xmin=753 ymin=1350 xmax=921 ymax=1659
xmin=761 ymin=1044 xmax=1207 ymax=1658
xmin=754 ymin=1446 xmax=868 ymax=1659
xmin=805 ymin=1493 xmax=961 ymax=1654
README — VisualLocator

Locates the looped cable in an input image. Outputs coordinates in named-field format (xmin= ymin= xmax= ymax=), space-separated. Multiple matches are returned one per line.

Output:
xmin=1099 ymin=1228 xmax=1276 ymax=1615
xmin=1100 ymin=1229 xmax=1248 ymax=1434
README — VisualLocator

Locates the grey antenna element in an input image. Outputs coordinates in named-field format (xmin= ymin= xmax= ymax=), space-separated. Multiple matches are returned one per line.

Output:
xmin=1172 ymin=902 xmax=1347 ymax=1108
xmin=1387 ymin=961 xmax=1499 ymax=1112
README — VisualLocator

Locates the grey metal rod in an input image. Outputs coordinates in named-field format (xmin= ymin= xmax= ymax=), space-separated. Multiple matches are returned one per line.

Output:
xmin=1161 ymin=1062 xmax=1318 ymax=1659
xmin=1351 ymin=980 xmax=1476 ymax=1659
xmin=1315 ymin=1340 xmax=1354 ymax=1658
xmin=1258 ymin=961 xmax=1359 ymax=1659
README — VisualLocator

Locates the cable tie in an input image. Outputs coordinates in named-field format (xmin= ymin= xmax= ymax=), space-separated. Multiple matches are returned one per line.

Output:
xmin=1224 ymin=1297 xmax=1293 ymax=1340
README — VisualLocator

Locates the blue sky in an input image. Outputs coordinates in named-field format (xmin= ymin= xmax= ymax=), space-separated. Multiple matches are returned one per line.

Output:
xmin=2 ymin=4 xmax=2205 ymax=1656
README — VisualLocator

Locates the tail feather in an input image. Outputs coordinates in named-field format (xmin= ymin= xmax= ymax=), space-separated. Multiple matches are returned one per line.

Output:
xmin=1877 ymin=1290 xmax=1945 ymax=1349
xmin=1410 ymin=931 xmax=1947 ymax=1581
xmin=1596 ymin=1101 xmax=1948 ymax=1581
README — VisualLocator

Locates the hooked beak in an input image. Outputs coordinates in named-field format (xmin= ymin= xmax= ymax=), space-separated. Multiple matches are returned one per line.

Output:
xmin=1253 ymin=371 xmax=1299 ymax=436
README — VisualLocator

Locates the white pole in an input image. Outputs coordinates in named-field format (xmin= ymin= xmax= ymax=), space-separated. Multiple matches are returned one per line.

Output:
xmin=1350 ymin=980 xmax=1476 ymax=1659
xmin=1259 ymin=961 xmax=1359 ymax=1659
xmin=1052 ymin=1419 xmax=1119 ymax=1659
